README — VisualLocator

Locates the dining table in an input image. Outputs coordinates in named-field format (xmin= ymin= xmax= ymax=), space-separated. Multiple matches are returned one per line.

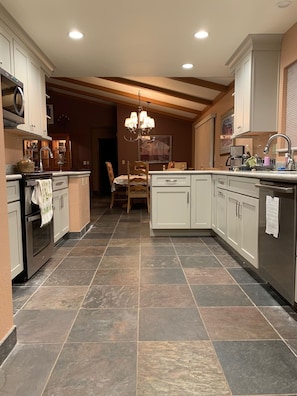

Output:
xmin=112 ymin=174 xmax=151 ymax=192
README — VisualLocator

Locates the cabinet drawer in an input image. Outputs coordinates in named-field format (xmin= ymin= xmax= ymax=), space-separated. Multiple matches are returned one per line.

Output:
xmin=228 ymin=176 xmax=259 ymax=198
xmin=217 ymin=175 xmax=228 ymax=189
xmin=6 ymin=180 xmax=20 ymax=203
xmin=151 ymin=174 xmax=191 ymax=187
xmin=53 ymin=176 xmax=68 ymax=191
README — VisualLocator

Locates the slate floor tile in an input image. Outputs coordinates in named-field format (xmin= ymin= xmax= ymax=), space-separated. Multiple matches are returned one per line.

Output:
xmin=140 ymin=268 xmax=186 ymax=284
xmin=139 ymin=307 xmax=208 ymax=341
xmin=200 ymin=306 xmax=279 ymax=340
xmin=137 ymin=341 xmax=230 ymax=395
xmin=83 ymin=285 xmax=138 ymax=308
xmin=14 ymin=309 xmax=77 ymax=343
xmin=191 ymin=284 xmax=253 ymax=307
xmin=0 ymin=344 xmax=61 ymax=396
xmin=140 ymin=284 xmax=195 ymax=308
xmin=214 ymin=340 xmax=297 ymax=395
xmin=184 ymin=267 xmax=236 ymax=285
xmin=43 ymin=269 xmax=96 ymax=286
xmin=23 ymin=286 xmax=88 ymax=310
xmin=68 ymin=308 xmax=138 ymax=342
xmin=141 ymin=255 xmax=180 ymax=268
xmin=92 ymin=268 xmax=139 ymax=285
xmin=42 ymin=342 xmax=137 ymax=396
xmin=179 ymin=255 xmax=221 ymax=268
xmin=240 ymin=283 xmax=288 ymax=306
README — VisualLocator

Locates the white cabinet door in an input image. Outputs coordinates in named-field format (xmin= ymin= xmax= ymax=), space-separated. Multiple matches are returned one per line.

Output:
xmin=28 ymin=57 xmax=42 ymax=134
xmin=229 ymin=35 xmax=281 ymax=137
xmin=13 ymin=40 xmax=30 ymax=130
xmin=13 ymin=40 xmax=48 ymax=137
xmin=191 ymin=174 xmax=211 ymax=228
xmin=0 ymin=26 xmax=13 ymax=73
xmin=233 ymin=53 xmax=251 ymax=136
xmin=216 ymin=187 xmax=227 ymax=240
xmin=60 ymin=188 xmax=69 ymax=237
xmin=53 ymin=192 xmax=61 ymax=243
xmin=53 ymin=188 xmax=69 ymax=243
xmin=8 ymin=201 xmax=24 ymax=279
xmin=151 ymin=186 xmax=191 ymax=229
xmin=211 ymin=175 xmax=217 ymax=230
xmin=239 ymin=194 xmax=259 ymax=268
xmin=226 ymin=191 xmax=241 ymax=251
xmin=226 ymin=190 xmax=259 ymax=268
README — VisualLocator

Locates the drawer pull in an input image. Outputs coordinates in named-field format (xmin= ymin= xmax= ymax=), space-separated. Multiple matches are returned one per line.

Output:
xmin=165 ymin=179 xmax=177 ymax=183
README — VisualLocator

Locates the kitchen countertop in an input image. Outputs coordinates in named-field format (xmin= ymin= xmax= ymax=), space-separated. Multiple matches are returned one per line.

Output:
xmin=6 ymin=170 xmax=91 ymax=181
xmin=150 ymin=169 xmax=297 ymax=182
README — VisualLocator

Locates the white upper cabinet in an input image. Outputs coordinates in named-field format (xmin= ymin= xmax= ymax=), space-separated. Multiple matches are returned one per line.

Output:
xmin=0 ymin=7 xmax=54 ymax=139
xmin=226 ymin=34 xmax=282 ymax=137
xmin=0 ymin=25 xmax=13 ymax=73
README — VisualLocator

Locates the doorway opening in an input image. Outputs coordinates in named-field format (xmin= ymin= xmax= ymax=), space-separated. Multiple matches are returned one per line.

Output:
xmin=98 ymin=138 xmax=118 ymax=195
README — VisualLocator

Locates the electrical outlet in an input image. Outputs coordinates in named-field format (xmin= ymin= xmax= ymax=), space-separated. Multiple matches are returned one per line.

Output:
xmin=122 ymin=159 xmax=125 ymax=165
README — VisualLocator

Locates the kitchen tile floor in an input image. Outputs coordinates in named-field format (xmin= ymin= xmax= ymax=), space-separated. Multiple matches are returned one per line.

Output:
xmin=1 ymin=196 xmax=297 ymax=395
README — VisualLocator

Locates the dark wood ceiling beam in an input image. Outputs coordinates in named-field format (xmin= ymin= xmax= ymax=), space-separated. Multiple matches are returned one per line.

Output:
xmin=170 ymin=77 xmax=228 ymax=92
xmin=52 ymin=77 xmax=200 ymax=115
xmin=101 ymin=77 xmax=212 ymax=106
xmin=47 ymin=81 xmax=199 ymax=120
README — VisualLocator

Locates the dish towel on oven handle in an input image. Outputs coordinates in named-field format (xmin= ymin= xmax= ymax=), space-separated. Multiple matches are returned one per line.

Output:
xmin=31 ymin=179 xmax=53 ymax=227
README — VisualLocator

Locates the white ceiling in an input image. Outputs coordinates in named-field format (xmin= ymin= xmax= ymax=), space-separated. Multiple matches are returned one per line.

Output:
xmin=1 ymin=0 xmax=297 ymax=120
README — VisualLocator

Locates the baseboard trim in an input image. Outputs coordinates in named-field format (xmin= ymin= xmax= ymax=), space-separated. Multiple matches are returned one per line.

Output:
xmin=0 ymin=326 xmax=17 ymax=366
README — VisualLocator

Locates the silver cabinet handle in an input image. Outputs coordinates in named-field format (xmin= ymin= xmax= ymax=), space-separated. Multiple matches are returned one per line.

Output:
xmin=187 ymin=192 xmax=189 ymax=204
xmin=255 ymin=183 xmax=294 ymax=194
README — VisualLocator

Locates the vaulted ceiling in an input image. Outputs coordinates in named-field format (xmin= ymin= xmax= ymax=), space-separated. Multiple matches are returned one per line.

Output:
xmin=1 ymin=0 xmax=297 ymax=121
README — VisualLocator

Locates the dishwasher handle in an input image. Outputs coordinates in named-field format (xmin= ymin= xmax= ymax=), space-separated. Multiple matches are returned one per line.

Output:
xmin=255 ymin=183 xmax=295 ymax=194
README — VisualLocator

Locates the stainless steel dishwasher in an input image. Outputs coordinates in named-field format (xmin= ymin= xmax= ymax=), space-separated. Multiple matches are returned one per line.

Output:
xmin=257 ymin=180 xmax=297 ymax=305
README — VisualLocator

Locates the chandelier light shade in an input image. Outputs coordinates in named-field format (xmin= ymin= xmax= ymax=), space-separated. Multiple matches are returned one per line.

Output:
xmin=124 ymin=91 xmax=155 ymax=142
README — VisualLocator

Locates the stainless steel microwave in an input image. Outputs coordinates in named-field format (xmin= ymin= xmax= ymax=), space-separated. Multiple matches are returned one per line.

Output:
xmin=0 ymin=67 xmax=24 ymax=128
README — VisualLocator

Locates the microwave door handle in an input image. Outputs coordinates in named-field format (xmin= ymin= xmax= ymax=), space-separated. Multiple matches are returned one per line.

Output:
xmin=14 ymin=86 xmax=24 ymax=116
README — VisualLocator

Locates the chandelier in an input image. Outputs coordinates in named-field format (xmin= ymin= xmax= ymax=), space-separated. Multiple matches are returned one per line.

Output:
xmin=124 ymin=91 xmax=155 ymax=142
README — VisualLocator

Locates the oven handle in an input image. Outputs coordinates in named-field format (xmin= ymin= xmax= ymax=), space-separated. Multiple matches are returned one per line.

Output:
xmin=26 ymin=213 xmax=41 ymax=223
xmin=255 ymin=183 xmax=294 ymax=194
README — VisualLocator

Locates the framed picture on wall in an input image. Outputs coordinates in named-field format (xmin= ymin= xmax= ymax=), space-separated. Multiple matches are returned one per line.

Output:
xmin=220 ymin=109 xmax=234 ymax=155
xmin=138 ymin=135 xmax=172 ymax=163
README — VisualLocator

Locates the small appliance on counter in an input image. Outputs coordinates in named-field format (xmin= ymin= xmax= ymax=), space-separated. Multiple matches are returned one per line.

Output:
xmin=225 ymin=145 xmax=245 ymax=170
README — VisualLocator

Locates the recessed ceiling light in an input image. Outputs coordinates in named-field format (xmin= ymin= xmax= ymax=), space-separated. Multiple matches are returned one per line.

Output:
xmin=276 ymin=0 xmax=292 ymax=7
xmin=194 ymin=30 xmax=209 ymax=39
xmin=68 ymin=30 xmax=84 ymax=40
xmin=182 ymin=63 xmax=194 ymax=70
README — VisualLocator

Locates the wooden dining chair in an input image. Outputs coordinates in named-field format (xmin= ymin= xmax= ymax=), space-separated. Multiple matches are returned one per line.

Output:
xmin=127 ymin=161 xmax=150 ymax=213
xmin=105 ymin=161 xmax=127 ymax=208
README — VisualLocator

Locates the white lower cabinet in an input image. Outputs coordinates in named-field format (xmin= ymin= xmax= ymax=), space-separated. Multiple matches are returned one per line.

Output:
xmin=226 ymin=190 xmax=259 ymax=268
xmin=191 ymin=174 xmax=211 ymax=228
xmin=7 ymin=181 xmax=24 ymax=279
xmin=151 ymin=173 xmax=211 ymax=230
xmin=151 ymin=186 xmax=191 ymax=229
xmin=216 ymin=187 xmax=227 ymax=240
xmin=53 ymin=177 xmax=69 ymax=243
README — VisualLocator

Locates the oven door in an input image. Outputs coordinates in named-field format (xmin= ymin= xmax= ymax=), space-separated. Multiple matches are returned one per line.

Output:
xmin=24 ymin=211 xmax=54 ymax=279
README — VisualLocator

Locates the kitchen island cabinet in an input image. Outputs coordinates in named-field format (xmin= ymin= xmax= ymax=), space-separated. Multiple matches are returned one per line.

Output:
xmin=150 ymin=172 xmax=211 ymax=235
xmin=151 ymin=174 xmax=191 ymax=229
xmin=67 ymin=172 xmax=91 ymax=238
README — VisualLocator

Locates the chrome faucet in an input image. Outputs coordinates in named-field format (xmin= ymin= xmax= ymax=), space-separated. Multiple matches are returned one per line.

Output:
xmin=263 ymin=133 xmax=295 ymax=170
xmin=39 ymin=146 xmax=53 ymax=172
